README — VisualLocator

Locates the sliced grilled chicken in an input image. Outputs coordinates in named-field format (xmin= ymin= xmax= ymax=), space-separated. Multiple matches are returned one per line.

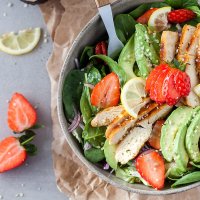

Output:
xmin=137 ymin=104 xmax=173 ymax=127
xmin=187 ymin=24 xmax=200 ymax=56
xmin=184 ymin=54 xmax=200 ymax=107
xmin=91 ymin=105 xmax=124 ymax=127
xmin=196 ymin=38 xmax=200 ymax=80
xmin=115 ymin=104 xmax=172 ymax=164
xmin=106 ymin=98 xmax=151 ymax=145
xmin=160 ymin=31 xmax=179 ymax=63
xmin=115 ymin=125 xmax=152 ymax=164
xmin=177 ymin=25 xmax=196 ymax=58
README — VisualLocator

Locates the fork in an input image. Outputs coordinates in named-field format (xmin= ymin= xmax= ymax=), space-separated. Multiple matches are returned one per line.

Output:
xmin=95 ymin=0 xmax=124 ymax=58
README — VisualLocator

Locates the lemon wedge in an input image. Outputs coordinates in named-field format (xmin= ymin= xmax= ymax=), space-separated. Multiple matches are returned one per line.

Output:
xmin=148 ymin=7 xmax=171 ymax=32
xmin=121 ymin=77 xmax=147 ymax=118
xmin=0 ymin=27 xmax=41 ymax=55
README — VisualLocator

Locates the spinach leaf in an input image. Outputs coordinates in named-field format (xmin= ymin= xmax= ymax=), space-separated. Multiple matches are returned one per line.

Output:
xmin=129 ymin=2 xmax=169 ymax=19
xmin=181 ymin=17 xmax=200 ymax=26
xmin=187 ymin=6 xmax=200 ymax=17
xmin=84 ymin=147 xmax=105 ymax=163
xmin=80 ymin=46 xmax=94 ymax=68
xmin=171 ymin=171 xmax=200 ymax=187
xmin=164 ymin=0 xmax=198 ymax=8
xmin=114 ymin=14 xmax=136 ymax=44
xmin=90 ymin=55 xmax=127 ymax=86
xmin=62 ymin=69 xmax=84 ymax=120
xmin=80 ymin=67 xmax=101 ymax=123
xmin=72 ymin=126 xmax=83 ymax=144
xmin=115 ymin=166 xmax=141 ymax=184
xmin=82 ymin=119 xmax=106 ymax=148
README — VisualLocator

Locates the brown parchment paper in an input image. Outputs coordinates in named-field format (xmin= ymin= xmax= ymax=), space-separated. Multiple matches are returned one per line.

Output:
xmin=39 ymin=0 xmax=200 ymax=199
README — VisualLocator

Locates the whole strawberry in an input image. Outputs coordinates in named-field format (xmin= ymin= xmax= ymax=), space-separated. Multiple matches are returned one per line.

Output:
xmin=7 ymin=93 xmax=37 ymax=133
xmin=168 ymin=9 xmax=196 ymax=24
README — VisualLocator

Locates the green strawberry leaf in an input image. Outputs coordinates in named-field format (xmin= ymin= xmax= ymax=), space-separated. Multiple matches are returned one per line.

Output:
xmin=24 ymin=143 xmax=37 ymax=156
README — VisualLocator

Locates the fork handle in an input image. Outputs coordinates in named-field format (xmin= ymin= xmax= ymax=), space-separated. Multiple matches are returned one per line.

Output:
xmin=95 ymin=0 xmax=110 ymax=8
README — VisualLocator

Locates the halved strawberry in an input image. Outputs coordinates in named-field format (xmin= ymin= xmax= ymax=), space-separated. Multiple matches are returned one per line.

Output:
xmin=162 ymin=68 xmax=181 ymax=106
xmin=151 ymin=68 xmax=170 ymax=103
xmin=136 ymin=8 xmax=158 ymax=24
xmin=0 ymin=132 xmax=37 ymax=173
xmin=146 ymin=64 xmax=168 ymax=93
xmin=90 ymin=72 xmax=120 ymax=108
xmin=136 ymin=150 xmax=165 ymax=190
xmin=148 ymin=120 xmax=165 ymax=150
xmin=7 ymin=93 xmax=37 ymax=133
xmin=0 ymin=136 xmax=26 ymax=173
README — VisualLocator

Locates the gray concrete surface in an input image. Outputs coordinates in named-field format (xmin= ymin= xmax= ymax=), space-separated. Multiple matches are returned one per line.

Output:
xmin=0 ymin=1 xmax=68 ymax=199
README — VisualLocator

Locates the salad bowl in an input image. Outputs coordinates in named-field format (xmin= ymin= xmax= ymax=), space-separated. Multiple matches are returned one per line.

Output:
xmin=57 ymin=0 xmax=200 ymax=195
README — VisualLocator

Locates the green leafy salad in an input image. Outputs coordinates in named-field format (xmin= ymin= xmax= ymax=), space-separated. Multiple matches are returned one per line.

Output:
xmin=62 ymin=0 xmax=200 ymax=190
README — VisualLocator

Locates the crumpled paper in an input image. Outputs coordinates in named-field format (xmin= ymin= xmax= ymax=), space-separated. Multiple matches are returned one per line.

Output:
xmin=39 ymin=0 xmax=200 ymax=199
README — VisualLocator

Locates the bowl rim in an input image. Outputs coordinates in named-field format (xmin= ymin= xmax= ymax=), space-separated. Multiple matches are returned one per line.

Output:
xmin=57 ymin=0 xmax=200 ymax=195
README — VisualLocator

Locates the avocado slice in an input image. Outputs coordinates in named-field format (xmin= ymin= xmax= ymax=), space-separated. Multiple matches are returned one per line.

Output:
xmin=166 ymin=162 xmax=184 ymax=179
xmin=161 ymin=106 xmax=193 ymax=162
xmin=173 ymin=125 xmax=189 ymax=172
xmin=104 ymin=139 xmax=118 ymax=170
xmin=186 ymin=110 xmax=200 ymax=163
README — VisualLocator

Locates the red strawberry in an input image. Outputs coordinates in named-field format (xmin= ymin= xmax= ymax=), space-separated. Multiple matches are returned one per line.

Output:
xmin=8 ymin=93 xmax=37 ymax=133
xmin=168 ymin=9 xmax=196 ymax=24
xmin=136 ymin=150 xmax=165 ymax=190
xmin=0 ymin=136 xmax=27 ymax=173
xmin=151 ymin=67 xmax=170 ymax=103
xmin=91 ymin=72 xmax=120 ymax=108
xmin=148 ymin=120 xmax=165 ymax=150
xmin=162 ymin=68 xmax=181 ymax=106
xmin=95 ymin=41 xmax=107 ymax=55
xmin=136 ymin=8 xmax=158 ymax=24
xmin=174 ymin=71 xmax=191 ymax=96
xmin=146 ymin=64 xmax=168 ymax=93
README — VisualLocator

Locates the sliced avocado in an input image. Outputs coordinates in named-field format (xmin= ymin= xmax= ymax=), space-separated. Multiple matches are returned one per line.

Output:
xmin=134 ymin=24 xmax=159 ymax=77
xmin=118 ymin=34 xmax=136 ymax=80
xmin=166 ymin=162 xmax=184 ymax=179
xmin=173 ymin=126 xmax=189 ymax=172
xmin=161 ymin=106 xmax=193 ymax=162
xmin=186 ymin=110 xmax=200 ymax=163
xmin=104 ymin=139 xmax=118 ymax=170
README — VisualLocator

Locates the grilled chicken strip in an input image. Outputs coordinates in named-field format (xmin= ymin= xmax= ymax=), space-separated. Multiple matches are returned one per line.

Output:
xmin=160 ymin=31 xmax=179 ymax=63
xmin=91 ymin=105 xmax=124 ymax=127
xmin=106 ymin=98 xmax=152 ymax=145
xmin=115 ymin=104 xmax=172 ymax=164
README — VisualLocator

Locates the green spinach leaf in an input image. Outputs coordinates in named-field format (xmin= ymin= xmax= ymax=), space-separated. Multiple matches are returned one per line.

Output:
xmin=80 ymin=46 xmax=94 ymax=68
xmin=82 ymin=119 xmax=106 ymax=148
xmin=90 ymin=55 xmax=127 ymax=86
xmin=84 ymin=147 xmax=105 ymax=163
xmin=62 ymin=69 xmax=84 ymax=120
xmin=114 ymin=14 xmax=136 ymax=44
xmin=164 ymin=0 xmax=198 ymax=8
xmin=129 ymin=2 xmax=169 ymax=19
xmin=172 ymin=171 xmax=200 ymax=187
xmin=187 ymin=6 xmax=200 ymax=17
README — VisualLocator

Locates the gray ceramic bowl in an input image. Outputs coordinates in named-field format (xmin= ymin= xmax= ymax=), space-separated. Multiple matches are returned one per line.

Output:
xmin=57 ymin=0 xmax=200 ymax=195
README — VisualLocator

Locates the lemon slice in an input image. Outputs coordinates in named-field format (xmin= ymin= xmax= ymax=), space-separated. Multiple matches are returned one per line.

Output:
xmin=121 ymin=77 xmax=146 ymax=118
xmin=194 ymin=84 xmax=200 ymax=97
xmin=0 ymin=27 xmax=41 ymax=55
xmin=148 ymin=7 xmax=171 ymax=32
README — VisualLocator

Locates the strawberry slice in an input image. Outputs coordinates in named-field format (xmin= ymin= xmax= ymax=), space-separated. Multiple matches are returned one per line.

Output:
xmin=162 ymin=68 xmax=181 ymax=106
xmin=151 ymin=68 xmax=170 ymax=103
xmin=148 ymin=120 xmax=165 ymax=150
xmin=91 ymin=72 xmax=120 ymax=108
xmin=136 ymin=150 xmax=165 ymax=190
xmin=136 ymin=8 xmax=158 ymax=24
xmin=0 ymin=136 xmax=26 ymax=173
xmin=7 ymin=93 xmax=37 ymax=133
xmin=146 ymin=64 xmax=168 ymax=93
